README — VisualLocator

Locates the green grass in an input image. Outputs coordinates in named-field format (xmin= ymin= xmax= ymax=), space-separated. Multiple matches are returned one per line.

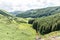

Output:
xmin=0 ymin=14 xmax=36 ymax=40
xmin=0 ymin=22 xmax=36 ymax=40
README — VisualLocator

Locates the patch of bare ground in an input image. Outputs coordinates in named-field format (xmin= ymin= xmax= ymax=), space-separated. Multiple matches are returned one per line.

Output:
xmin=44 ymin=36 xmax=60 ymax=40
xmin=35 ymin=36 xmax=60 ymax=40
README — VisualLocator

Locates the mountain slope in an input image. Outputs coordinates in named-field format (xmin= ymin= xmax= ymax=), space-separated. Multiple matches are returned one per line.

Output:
xmin=0 ymin=10 xmax=13 ymax=17
xmin=16 ymin=6 xmax=60 ymax=18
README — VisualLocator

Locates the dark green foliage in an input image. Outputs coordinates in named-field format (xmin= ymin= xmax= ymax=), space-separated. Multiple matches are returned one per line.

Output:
xmin=33 ymin=21 xmax=39 ymax=33
xmin=16 ymin=6 xmax=60 ymax=18
xmin=32 ymin=13 xmax=60 ymax=35
xmin=28 ymin=19 xmax=35 ymax=24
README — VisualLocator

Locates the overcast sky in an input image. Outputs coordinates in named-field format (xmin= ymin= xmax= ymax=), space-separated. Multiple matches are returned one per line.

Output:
xmin=0 ymin=0 xmax=60 ymax=12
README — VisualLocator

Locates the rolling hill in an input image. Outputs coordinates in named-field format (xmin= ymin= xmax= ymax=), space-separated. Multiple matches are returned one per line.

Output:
xmin=0 ymin=10 xmax=36 ymax=40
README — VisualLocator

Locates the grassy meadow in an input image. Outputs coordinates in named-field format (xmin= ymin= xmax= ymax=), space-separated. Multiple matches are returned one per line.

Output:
xmin=0 ymin=18 xmax=36 ymax=40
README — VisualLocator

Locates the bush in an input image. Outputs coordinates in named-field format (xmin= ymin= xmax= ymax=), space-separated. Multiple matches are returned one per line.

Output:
xmin=28 ymin=19 xmax=35 ymax=24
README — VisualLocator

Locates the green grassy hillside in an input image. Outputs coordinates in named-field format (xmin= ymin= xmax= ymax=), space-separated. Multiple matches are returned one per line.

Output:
xmin=0 ymin=10 xmax=36 ymax=40
xmin=0 ymin=23 xmax=36 ymax=40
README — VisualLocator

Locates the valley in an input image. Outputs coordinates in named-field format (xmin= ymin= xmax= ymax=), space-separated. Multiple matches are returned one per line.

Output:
xmin=0 ymin=6 xmax=60 ymax=40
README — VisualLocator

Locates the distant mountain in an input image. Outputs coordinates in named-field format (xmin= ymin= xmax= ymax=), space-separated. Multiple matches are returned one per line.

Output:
xmin=10 ymin=11 xmax=24 ymax=16
xmin=16 ymin=6 xmax=60 ymax=18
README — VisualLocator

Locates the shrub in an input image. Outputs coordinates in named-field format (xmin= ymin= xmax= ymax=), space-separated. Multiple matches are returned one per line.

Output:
xmin=28 ymin=19 xmax=35 ymax=24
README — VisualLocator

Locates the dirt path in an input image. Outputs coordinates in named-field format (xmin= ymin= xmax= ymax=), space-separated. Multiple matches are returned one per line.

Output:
xmin=36 ymin=36 xmax=60 ymax=40
xmin=35 ymin=32 xmax=60 ymax=40
xmin=48 ymin=36 xmax=60 ymax=40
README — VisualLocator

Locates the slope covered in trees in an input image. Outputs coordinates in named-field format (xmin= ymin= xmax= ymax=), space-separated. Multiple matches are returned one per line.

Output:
xmin=16 ymin=6 xmax=60 ymax=18
xmin=32 ymin=13 xmax=60 ymax=35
